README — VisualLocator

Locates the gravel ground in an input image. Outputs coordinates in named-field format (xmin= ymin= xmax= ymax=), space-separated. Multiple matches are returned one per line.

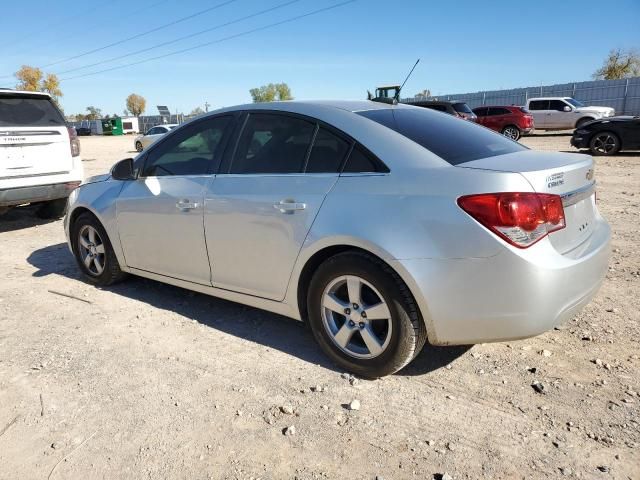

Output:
xmin=0 ymin=132 xmax=638 ymax=480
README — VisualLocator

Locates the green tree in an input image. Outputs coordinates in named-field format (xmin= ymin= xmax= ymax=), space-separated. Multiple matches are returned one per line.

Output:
xmin=126 ymin=93 xmax=146 ymax=116
xmin=249 ymin=82 xmax=293 ymax=102
xmin=593 ymin=48 xmax=640 ymax=80
xmin=85 ymin=106 xmax=102 ymax=120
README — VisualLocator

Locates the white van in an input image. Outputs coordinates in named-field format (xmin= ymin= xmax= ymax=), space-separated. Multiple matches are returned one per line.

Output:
xmin=0 ymin=89 xmax=83 ymax=218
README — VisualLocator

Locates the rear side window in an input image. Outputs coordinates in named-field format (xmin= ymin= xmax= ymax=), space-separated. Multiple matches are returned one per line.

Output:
xmin=343 ymin=145 xmax=381 ymax=173
xmin=305 ymin=127 xmax=350 ymax=173
xmin=473 ymin=107 xmax=489 ymax=116
xmin=488 ymin=107 xmax=511 ymax=116
xmin=453 ymin=103 xmax=472 ymax=114
xmin=231 ymin=113 xmax=314 ymax=174
xmin=357 ymin=108 xmax=526 ymax=165
xmin=528 ymin=100 xmax=549 ymax=110
xmin=0 ymin=94 xmax=64 ymax=126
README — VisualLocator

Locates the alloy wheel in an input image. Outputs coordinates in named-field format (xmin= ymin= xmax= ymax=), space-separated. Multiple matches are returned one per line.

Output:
xmin=78 ymin=225 xmax=106 ymax=276
xmin=321 ymin=275 xmax=392 ymax=359
xmin=503 ymin=126 xmax=519 ymax=140
xmin=592 ymin=134 xmax=617 ymax=154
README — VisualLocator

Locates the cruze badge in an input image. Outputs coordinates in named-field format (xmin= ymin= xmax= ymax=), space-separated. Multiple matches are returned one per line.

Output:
xmin=546 ymin=172 xmax=565 ymax=189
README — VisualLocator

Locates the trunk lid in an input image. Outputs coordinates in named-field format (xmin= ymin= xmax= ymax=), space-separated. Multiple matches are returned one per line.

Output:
xmin=459 ymin=150 xmax=597 ymax=254
xmin=0 ymin=93 xmax=72 ymax=180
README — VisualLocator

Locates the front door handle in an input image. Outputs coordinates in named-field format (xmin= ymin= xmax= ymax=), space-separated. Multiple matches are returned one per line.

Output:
xmin=273 ymin=200 xmax=306 ymax=213
xmin=176 ymin=199 xmax=200 ymax=211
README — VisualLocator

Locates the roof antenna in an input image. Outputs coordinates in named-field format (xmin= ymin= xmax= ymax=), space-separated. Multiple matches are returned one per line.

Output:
xmin=394 ymin=58 xmax=420 ymax=103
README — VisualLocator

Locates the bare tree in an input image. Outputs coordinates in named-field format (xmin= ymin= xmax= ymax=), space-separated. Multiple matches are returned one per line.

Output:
xmin=593 ymin=48 xmax=640 ymax=80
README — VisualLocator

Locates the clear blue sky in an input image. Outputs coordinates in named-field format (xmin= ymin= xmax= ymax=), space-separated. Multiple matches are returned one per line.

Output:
xmin=1 ymin=0 xmax=638 ymax=116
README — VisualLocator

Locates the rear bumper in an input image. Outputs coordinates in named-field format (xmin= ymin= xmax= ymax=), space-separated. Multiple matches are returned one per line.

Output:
xmin=0 ymin=181 xmax=80 ymax=207
xmin=394 ymin=217 xmax=611 ymax=345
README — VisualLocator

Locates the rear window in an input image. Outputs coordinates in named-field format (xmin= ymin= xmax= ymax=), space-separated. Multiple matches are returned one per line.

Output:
xmin=357 ymin=107 xmax=526 ymax=165
xmin=0 ymin=94 xmax=65 ymax=127
xmin=452 ymin=103 xmax=473 ymax=114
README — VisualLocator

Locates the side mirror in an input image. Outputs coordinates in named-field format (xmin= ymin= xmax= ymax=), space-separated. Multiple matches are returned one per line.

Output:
xmin=563 ymin=105 xmax=572 ymax=112
xmin=111 ymin=158 xmax=135 ymax=181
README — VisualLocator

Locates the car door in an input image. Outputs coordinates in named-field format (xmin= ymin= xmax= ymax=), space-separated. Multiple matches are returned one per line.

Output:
xmin=528 ymin=100 xmax=550 ymax=128
xmin=116 ymin=116 xmax=233 ymax=284
xmin=204 ymin=112 xmax=348 ymax=300
xmin=548 ymin=99 xmax=572 ymax=129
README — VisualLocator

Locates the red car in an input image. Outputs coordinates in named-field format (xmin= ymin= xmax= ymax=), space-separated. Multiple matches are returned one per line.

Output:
xmin=472 ymin=106 xmax=534 ymax=141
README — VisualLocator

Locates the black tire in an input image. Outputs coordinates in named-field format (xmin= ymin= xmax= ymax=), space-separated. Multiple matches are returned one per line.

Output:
xmin=307 ymin=251 xmax=427 ymax=378
xmin=135 ymin=141 xmax=143 ymax=152
xmin=501 ymin=125 xmax=521 ymax=141
xmin=71 ymin=212 xmax=127 ymax=286
xmin=36 ymin=198 xmax=67 ymax=219
xmin=576 ymin=117 xmax=594 ymax=128
xmin=589 ymin=131 xmax=621 ymax=156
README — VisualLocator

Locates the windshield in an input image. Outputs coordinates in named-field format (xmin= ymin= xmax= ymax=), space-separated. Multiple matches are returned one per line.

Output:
xmin=0 ymin=94 xmax=65 ymax=127
xmin=452 ymin=103 xmax=473 ymax=114
xmin=357 ymin=107 xmax=526 ymax=166
xmin=565 ymin=98 xmax=585 ymax=108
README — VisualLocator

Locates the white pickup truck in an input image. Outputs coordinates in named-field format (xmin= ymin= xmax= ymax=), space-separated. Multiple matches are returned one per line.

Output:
xmin=0 ymin=89 xmax=83 ymax=218
xmin=525 ymin=97 xmax=615 ymax=131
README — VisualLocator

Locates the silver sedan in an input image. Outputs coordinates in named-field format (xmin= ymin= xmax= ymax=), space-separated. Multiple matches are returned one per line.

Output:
xmin=65 ymin=100 xmax=610 ymax=377
xmin=134 ymin=124 xmax=178 ymax=152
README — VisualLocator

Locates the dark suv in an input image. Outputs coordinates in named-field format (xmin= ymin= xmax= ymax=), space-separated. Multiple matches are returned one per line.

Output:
xmin=405 ymin=100 xmax=477 ymax=122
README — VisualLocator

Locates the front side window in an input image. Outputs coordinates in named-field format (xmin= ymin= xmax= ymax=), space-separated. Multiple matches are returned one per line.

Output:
xmin=357 ymin=107 xmax=526 ymax=166
xmin=305 ymin=127 xmax=350 ymax=173
xmin=565 ymin=98 xmax=585 ymax=108
xmin=230 ymin=113 xmax=314 ymax=174
xmin=473 ymin=107 xmax=489 ymax=117
xmin=142 ymin=117 xmax=231 ymax=176
xmin=549 ymin=100 xmax=569 ymax=111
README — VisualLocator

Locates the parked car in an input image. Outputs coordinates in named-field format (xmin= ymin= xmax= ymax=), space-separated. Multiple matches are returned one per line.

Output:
xmin=525 ymin=97 xmax=615 ymax=130
xmin=473 ymin=106 xmax=534 ymax=140
xmin=134 ymin=124 xmax=178 ymax=152
xmin=405 ymin=100 xmax=477 ymax=122
xmin=571 ymin=116 xmax=640 ymax=156
xmin=65 ymin=101 xmax=610 ymax=377
xmin=75 ymin=126 xmax=92 ymax=136
xmin=0 ymin=89 xmax=83 ymax=218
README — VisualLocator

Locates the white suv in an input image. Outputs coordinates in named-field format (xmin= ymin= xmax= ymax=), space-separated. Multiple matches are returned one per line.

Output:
xmin=0 ymin=89 xmax=83 ymax=218
xmin=525 ymin=97 xmax=614 ymax=131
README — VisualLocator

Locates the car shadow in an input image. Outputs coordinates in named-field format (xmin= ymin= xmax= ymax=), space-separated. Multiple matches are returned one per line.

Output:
xmin=527 ymin=132 xmax=573 ymax=137
xmin=27 ymin=243 xmax=468 ymax=377
xmin=0 ymin=205 xmax=59 ymax=233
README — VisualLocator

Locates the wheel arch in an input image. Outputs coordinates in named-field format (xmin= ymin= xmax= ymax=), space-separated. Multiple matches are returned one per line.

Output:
xmin=576 ymin=116 xmax=595 ymax=128
xmin=292 ymin=241 xmax=433 ymax=342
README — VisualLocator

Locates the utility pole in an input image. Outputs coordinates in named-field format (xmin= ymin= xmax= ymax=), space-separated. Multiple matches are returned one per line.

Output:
xmin=204 ymin=101 xmax=210 ymax=112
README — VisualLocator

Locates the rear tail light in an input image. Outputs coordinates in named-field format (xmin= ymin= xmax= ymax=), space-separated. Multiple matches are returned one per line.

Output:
xmin=457 ymin=192 xmax=565 ymax=248
xmin=67 ymin=126 xmax=80 ymax=157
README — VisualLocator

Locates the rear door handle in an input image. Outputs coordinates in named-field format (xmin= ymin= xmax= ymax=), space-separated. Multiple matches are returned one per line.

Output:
xmin=273 ymin=200 xmax=306 ymax=213
xmin=176 ymin=199 xmax=200 ymax=211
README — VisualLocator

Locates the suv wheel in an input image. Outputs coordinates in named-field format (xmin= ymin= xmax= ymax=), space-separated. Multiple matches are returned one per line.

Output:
xmin=501 ymin=125 xmax=521 ymax=141
xmin=589 ymin=131 xmax=620 ymax=156
xmin=307 ymin=251 xmax=427 ymax=378
xmin=71 ymin=212 xmax=127 ymax=286
xmin=36 ymin=198 xmax=67 ymax=219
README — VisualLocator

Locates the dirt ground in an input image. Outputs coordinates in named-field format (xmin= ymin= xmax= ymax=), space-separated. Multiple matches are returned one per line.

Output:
xmin=0 ymin=132 xmax=638 ymax=480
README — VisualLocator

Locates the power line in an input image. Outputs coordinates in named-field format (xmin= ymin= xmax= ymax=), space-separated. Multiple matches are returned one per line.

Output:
xmin=54 ymin=0 xmax=303 ymax=77
xmin=41 ymin=0 xmax=241 ymax=69
xmin=60 ymin=0 xmax=356 ymax=82
xmin=21 ymin=0 xmax=172 ymax=57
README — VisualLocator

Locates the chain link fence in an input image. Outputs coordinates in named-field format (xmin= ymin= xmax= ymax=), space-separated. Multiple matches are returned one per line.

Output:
xmin=402 ymin=77 xmax=640 ymax=115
